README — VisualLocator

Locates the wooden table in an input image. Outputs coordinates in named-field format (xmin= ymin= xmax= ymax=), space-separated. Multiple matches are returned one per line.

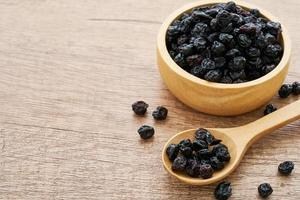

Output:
xmin=0 ymin=0 xmax=299 ymax=199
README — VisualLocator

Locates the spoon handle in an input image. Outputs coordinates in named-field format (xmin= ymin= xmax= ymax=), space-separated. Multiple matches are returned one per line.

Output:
xmin=231 ymin=100 xmax=300 ymax=146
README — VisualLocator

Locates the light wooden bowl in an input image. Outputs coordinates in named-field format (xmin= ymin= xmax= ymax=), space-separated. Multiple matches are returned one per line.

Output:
xmin=157 ymin=0 xmax=291 ymax=116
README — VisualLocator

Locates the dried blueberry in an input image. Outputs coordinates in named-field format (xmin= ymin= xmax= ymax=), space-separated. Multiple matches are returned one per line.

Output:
xmin=258 ymin=183 xmax=273 ymax=198
xmin=172 ymin=156 xmax=187 ymax=171
xmin=181 ymin=146 xmax=193 ymax=157
xmin=214 ymin=181 xmax=232 ymax=200
xmin=185 ymin=159 xmax=200 ymax=177
xmin=292 ymin=81 xmax=300 ymax=95
xmin=225 ymin=49 xmax=241 ymax=58
xmin=219 ymin=33 xmax=234 ymax=44
xmin=238 ymin=34 xmax=252 ymax=48
xmin=213 ymin=144 xmax=231 ymax=162
xmin=192 ymin=140 xmax=208 ymax=151
xmin=186 ymin=54 xmax=203 ymax=67
xmin=214 ymin=57 xmax=226 ymax=68
xmin=229 ymin=56 xmax=246 ymax=71
xmin=178 ymin=43 xmax=194 ymax=56
xmin=262 ymin=64 xmax=276 ymax=74
xmin=264 ymin=44 xmax=282 ymax=58
xmin=152 ymin=106 xmax=168 ymax=120
xmin=211 ymin=41 xmax=226 ymax=55
xmin=199 ymin=164 xmax=214 ymax=179
xmin=210 ymin=157 xmax=225 ymax=170
xmin=216 ymin=10 xmax=233 ymax=28
xmin=193 ymin=37 xmax=207 ymax=50
xmin=166 ymin=144 xmax=179 ymax=161
xmin=137 ymin=125 xmax=154 ymax=140
xmin=264 ymin=104 xmax=277 ymax=115
xmin=196 ymin=149 xmax=212 ymax=160
xmin=278 ymin=161 xmax=294 ymax=175
xmin=246 ymin=47 xmax=261 ymax=58
xmin=204 ymin=69 xmax=223 ymax=82
xmin=132 ymin=101 xmax=148 ymax=115
xmin=191 ymin=22 xmax=210 ymax=37
xmin=179 ymin=139 xmax=192 ymax=148
xmin=278 ymin=84 xmax=293 ymax=98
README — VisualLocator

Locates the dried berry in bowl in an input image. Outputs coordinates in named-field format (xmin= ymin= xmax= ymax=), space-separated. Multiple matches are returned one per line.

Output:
xmin=166 ymin=1 xmax=283 ymax=83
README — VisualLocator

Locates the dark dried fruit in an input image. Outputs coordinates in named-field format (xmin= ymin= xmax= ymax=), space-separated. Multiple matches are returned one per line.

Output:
xmin=278 ymin=161 xmax=294 ymax=175
xmin=278 ymin=84 xmax=293 ymax=98
xmin=172 ymin=156 xmax=187 ymax=171
xmin=166 ymin=144 xmax=179 ymax=161
xmin=264 ymin=104 xmax=277 ymax=115
xmin=258 ymin=183 xmax=273 ymax=198
xmin=213 ymin=144 xmax=231 ymax=162
xmin=192 ymin=139 xmax=208 ymax=151
xmin=199 ymin=164 xmax=214 ymax=179
xmin=137 ymin=125 xmax=154 ymax=140
xmin=204 ymin=69 xmax=223 ymax=82
xmin=214 ymin=181 xmax=232 ymax=200
xmin=166 ymin=2 xmax=283 ymax=83
xmin=132 ymin=101 xmax=148 ymax=115
xmin=166 ymin=128 xmax=231 ymax=179
xmin=210 ymin=157 xmax=225 ymax=170
xmin=185 ymin=159 xmax=200 ymax=177
xmin=152 ymin=106 xmax=168 ymax=120
xmin=292 ymin=81 xmax=300 ymax=95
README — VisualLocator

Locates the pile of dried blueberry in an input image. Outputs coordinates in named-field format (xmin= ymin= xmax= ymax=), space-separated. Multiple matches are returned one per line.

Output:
xmin=166 ymin=128 xmax=230 ymax=179
xmin=166 ymin=1 xmax=283 ymax=83
xmin=132 ymin=100 xmax=168 ymax=139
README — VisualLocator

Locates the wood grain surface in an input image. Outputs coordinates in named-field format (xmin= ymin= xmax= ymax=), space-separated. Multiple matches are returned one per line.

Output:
xmin=0 ymin=0 xmax=299 ymax=199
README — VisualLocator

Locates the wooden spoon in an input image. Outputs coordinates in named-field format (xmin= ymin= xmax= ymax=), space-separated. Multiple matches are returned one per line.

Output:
xmin=162 ymin=100 xmax=300 ymax=185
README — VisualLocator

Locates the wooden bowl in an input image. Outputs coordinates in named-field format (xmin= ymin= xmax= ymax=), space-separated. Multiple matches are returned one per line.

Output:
xmin=157 ymin=0 xmax=291 ymax=116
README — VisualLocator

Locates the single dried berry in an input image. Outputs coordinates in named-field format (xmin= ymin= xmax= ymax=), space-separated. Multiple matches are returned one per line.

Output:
xmin=192 ymin=140 xmax=208 ymax=151
xmin=213 ymin=144 xmax=231 ymax=162
xmin=204 ymin=69 xmax=223 ymax=82
xmin=137 ymin=125 xmax=154 ymax=140
xmin=258 ymin=183 xmax=273 ymax=198
xmin=229 ymin=56 xmax=246 ymax=71
xmin=214 ymin=181 xmax=232 ymax=200
xmin=166 ymin=144 xmax=179 ymax=161
xmin=172 ymin=156 xmax=187 ymax=171
xmin=278 ymin=161 xmax=294 ymax=175
xmin=132 ymin=101 xmax=148 ymax=115
xmin=181 ymin=146 xmax=193 ymax=157
xmin=264 ymin=104 xmax=277 ymax=115
xmin=152 ymin=106 xmax=168 ymax=120
xmin=196 ymin=149 xmax=212 ymax=160
xmin=210 ymin=156 xmax=225 ymax=170
xmin=185 ymin=159 xmax=201 ymax=177
xmin=292 ymin=81 xmax=300 ymax=95
xmin=211 ymin=41 xmax=226 ymax=56
xmin=278 ymin=84 xmax=293 ymax=98
xmin=199 ymin=164 xmax=214 ymax=179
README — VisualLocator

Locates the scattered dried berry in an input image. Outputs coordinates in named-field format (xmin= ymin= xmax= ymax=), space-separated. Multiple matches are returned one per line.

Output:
xmin=278 ymin=161 xmax=294 ymax=175
xmin=166 ymin=1 xmax=283 ymax=83
xmin=278 ymin=84 xmax=293 ymax=98
xmin=167 ymin=128 xmax=230 ymax=179
xmin=132 ymin=101 xmax=148 ymax=115
xmin=137 ymin=125 xmax=154 ymax=140
xmin=214 ymin=181 xmax=232 ymax=200
xmin=264 ymin=104 xmax=277 ymax=115
xmin=292 ymin=81 xmax=300 ymax=95
xmin=258 ymin=183 xmax=273 ymax=198
xmin=152 ymin=106 xmax=168 ymax=120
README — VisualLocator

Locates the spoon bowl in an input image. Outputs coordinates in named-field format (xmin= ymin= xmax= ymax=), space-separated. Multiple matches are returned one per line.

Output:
xmin=162 ymin=100 xmax=300 ymax=185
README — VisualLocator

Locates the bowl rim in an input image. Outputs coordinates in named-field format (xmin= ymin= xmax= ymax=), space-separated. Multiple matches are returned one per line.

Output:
xmin=157 ymin=0 xmax=291 ymax=89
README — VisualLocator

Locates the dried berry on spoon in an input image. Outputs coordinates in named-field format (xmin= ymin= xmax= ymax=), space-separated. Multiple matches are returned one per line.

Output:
xmin=166 ymin=128 xmax=230 ymax=179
